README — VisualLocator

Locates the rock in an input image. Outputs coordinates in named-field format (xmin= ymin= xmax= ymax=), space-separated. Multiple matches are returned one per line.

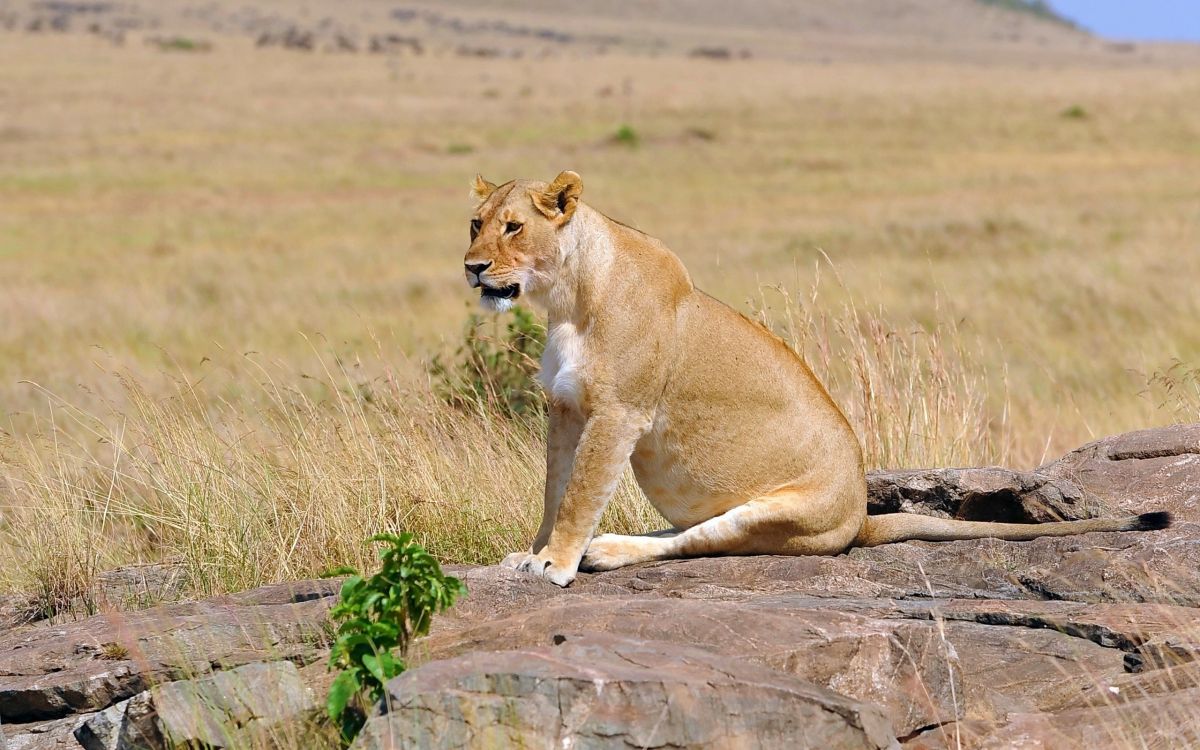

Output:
xmin=938 ymin=618 xmax=1122 ymax=722
xmin=2 ymin=716 xmax=87 ymax=750
xmin=1040 ymin=423 xmax=1200 ymax=522
xmin=1093 ymin=657 xmax=1200 ymax=701
xmin=74 ymin=661 xmax=317 ymax=750
xmin=74 ymin=693 xmax=157 ymax=750
xmin=437 ymin=565 xmax=567 ymax=625
xmin=520 ymin=522 xmax=1198 ymax=608
xmin=423 ymin=568 xmax=1198 ymax=736
xmin=867 ymin=466 xmax=1097 ymax=522
xmin=422 ymin=595 xmax=961 ymax=736
xmin=866 ymin=424 xmax=1199 ymax=525
xmin=296 ymin=661 xmax=338 ymax=708
xmin=904 ymin=687 xmax=1200 ymax=749
xmin=843 ymin=523 xmax=1200 ymax=607
xmin=368 ymin=34 xmax=422 ymax=55
xmin=92 ymin=565 xmax=186 ymax=613
xmin=256 ymin=27 xmax=318 ymax=51
xmin=0 ymin=595 xmax=34 ymax=633
xmin=354 ymin=634 xmax=898 ymax=750
xmin=0 ymin=580 xmax=337 ymax=723
xmin=329 ymin=33 xmax=358 ymax=53
xmin=784 ymin=596 xmax=1200 ymax=671
xmin=1 ymin=564 xmax=189 ymax=635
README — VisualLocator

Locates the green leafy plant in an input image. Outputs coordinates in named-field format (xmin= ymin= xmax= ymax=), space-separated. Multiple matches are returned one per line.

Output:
xmin=149 ymin=36 xmax=213 ymax=52
xmin=1061 ymin=104 xmax=1089 ymax=120
xmin=431 ymin=306 xmax=546 ymax=419
xmin=612 ymin=123 xmax=640 ymax=147
xmin=325 ymin=533 xmax=466 ymax=740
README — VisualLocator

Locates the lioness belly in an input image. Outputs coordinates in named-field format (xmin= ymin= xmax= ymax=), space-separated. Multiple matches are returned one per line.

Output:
xmin=630 ymin=414 xmax=776 ymax=529
xmin=631 ymin=443 xmax=741 ymax=529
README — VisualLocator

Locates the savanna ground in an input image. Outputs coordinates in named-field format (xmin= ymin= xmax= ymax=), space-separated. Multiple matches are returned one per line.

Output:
xmin=1 ymin=30 xmax=1199 ymax=611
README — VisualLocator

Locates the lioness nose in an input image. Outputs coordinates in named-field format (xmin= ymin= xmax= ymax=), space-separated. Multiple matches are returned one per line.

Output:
xmin=465 ymin=261 xmax=493 ymax=275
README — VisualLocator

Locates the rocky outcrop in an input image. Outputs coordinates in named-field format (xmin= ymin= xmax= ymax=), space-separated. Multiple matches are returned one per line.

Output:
xmin=354 ymin=634 xmax=898 ymax=750
xmin=867 ymin=423 xmax=1199 ymax=525
xmin=867 ymin=466 xmax=1097 ymax=522
xmin=0 ymin=580 xmax=337 ymax=724
xmin=74 ymin=661 xmax=316 ymax=750
xmin=2 ymin=716 xmax=84 ymax=750
xmin=422 ymin=587 xmax=962 ymax=736
xmin=1041 ymin=423 xmax=1200 ymax=522
xmin=0 ymin=596 xmax=31 ymax=634
xmin=419 ymin=562 xmax=1199 ymax=743
xmin=1 ymin=425 xmax=1197 ymax=749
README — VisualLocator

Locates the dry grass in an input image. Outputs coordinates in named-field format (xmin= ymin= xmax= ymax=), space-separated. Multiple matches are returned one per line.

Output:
xmin=0 ymin=343 xmax=659 ymax=600
xmin=1144 ymin=361 xmax=1200 ymax=424
xmin=2 ymin=30 xmax=1200 ymax=607
xmin=754 ymin=261 xmax=1011 ymax=469
xmin=1 ymin=279 xmax=980 ymax=602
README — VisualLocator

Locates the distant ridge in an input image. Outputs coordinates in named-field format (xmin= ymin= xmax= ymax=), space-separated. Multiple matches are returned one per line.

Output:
xmin=977 ymin=0 xmax=1077 ymax=28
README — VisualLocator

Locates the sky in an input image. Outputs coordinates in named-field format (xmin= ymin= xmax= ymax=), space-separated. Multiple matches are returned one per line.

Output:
xmin=1049 ymin=1 xmax=1200 ymax=42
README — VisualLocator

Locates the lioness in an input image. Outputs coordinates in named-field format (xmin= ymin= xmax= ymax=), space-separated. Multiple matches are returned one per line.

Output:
xmin=464 ymin=170 xmax=1171 ymax=587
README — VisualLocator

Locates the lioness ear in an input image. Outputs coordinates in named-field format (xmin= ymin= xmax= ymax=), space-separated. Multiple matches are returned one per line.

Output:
xmin=471 ymin=174 xmax=497 ymax=202
xmin=530 ymin=170 xmax=583 ymax=222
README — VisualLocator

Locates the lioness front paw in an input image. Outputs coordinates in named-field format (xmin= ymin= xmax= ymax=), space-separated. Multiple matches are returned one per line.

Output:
xmin=499 ymin=550 xmax=577 ymax=587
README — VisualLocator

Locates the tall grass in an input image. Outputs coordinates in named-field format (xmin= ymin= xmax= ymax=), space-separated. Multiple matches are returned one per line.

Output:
xmin=754 ymin=261 xmax=1011 ymax=469
xmin=0 ymin=347 xmax=661 ymax=607
xmin=4 ymin=367 xmax=521 ymax=601
xmin=0 ymin=280 xmax=1013 ymax=607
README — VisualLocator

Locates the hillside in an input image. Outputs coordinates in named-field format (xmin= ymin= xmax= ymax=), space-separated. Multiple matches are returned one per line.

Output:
xmin=433 ymin=0 xmax=1102 ymax=62
xmin=439 ymin=0 xmax=1081 ymax=42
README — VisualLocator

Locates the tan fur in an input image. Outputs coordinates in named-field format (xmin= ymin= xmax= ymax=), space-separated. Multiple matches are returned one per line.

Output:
xmin=463 ymin=171 xmax=1168 ymax=587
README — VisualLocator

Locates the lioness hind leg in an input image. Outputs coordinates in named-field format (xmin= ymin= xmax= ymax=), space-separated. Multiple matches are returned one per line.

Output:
xmin=580 ymin=488 xmax=863 ymax=571
xmin=580 ymin=531 xmax=679 ymax=571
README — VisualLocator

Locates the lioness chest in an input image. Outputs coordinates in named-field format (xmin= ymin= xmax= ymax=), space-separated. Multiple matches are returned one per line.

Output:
xmin=539 ymin=321 xmax=586 ymax=410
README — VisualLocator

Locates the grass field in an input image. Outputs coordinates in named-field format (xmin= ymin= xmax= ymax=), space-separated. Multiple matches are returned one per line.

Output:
xmin=2 ymin=29 xmax=1199 ymax=603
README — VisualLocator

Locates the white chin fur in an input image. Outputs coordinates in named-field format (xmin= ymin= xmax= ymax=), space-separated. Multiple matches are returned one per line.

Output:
xmin=480 ymin=295 xmax=515 ymax=313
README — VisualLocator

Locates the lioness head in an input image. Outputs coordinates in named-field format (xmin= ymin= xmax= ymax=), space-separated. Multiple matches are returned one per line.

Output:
xmin=463 ymin=170 xmax=583 ymax=312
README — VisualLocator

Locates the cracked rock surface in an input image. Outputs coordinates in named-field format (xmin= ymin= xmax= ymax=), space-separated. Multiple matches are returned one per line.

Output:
xmin=355 ymin=634 xmax=898 ymax=750
xmin=73 ymin=661 xmax=317 ymax=750
xmin=2 ymin=425 xmax=1198 ymax=749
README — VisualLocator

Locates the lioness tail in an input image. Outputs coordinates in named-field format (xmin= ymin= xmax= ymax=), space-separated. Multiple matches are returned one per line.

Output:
xmin=853 ymin=510 xmax=1172 ymax=547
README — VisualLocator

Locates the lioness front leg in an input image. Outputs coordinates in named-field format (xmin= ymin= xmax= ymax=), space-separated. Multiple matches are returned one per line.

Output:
xmin=502 ymin=408 xmax=644 ymax=586
xmin=500 ymin=402 xmax=581 ymax=572
xmin=532 ymin=402 xmax=583 ymax=552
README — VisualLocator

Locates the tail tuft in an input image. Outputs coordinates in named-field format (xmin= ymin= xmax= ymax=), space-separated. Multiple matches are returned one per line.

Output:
xmin=1128 ymin=511 xmax=1173 ymax=532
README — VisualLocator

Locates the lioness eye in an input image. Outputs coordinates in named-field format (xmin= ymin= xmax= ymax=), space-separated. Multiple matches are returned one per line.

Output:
xmin=470 ymin=219 xmax=482 ymax=240
xmin=505 ymin=221 xmax=523 ymax=234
